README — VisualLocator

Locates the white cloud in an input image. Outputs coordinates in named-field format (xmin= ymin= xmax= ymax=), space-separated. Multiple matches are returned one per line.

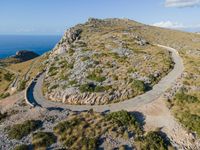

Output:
xmin=152 ymin=21 xmax=200 ymax=32
xmin=152 ymin=21 xmax=185 ymax=29
xmin=165 ymin=0 xmax=200 ymax=8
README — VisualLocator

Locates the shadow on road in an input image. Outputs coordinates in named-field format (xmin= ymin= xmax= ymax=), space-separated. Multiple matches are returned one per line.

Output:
xmin=27 ymin=82 xmax=42 ymax=107
xmin=46 ymin=107 xmax=64 ymax=111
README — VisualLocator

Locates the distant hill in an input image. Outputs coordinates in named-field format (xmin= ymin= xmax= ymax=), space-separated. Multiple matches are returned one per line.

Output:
xmin=12 ymin=50 xmax=39 ymax=62
xmin=0 ymin=50 xmax=39 ymax=64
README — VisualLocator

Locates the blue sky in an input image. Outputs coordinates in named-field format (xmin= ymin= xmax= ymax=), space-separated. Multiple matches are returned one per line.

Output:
xmin=0 ymin=0 xmax=200 ymax=35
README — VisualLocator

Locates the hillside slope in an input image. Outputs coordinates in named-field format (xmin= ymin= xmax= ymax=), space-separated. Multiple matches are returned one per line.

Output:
xmin=43 ymin=18 xmax=173 ymax=105
xmin=43 ymin=18 xmax=200 ymax=137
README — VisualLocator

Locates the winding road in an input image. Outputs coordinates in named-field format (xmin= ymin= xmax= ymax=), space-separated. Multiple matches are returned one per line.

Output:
xmin=27 ymin=45 xmax=184 ymax=112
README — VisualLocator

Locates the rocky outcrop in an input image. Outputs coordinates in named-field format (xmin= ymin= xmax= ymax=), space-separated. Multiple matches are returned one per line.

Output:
xmin=47 ymin=87 xmax=133 ymax=105
xmin=52 ymin=27 xmax=82 ymax=55
xmin=134 ymin=35 xmax=149 ymax=46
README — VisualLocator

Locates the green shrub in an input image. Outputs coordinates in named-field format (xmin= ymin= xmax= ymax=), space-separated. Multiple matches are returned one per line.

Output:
xmin=32 ymin=132 xmax=56 ymax=148
xmin=0 ymin=92 xmax=10 ymax=99
xmin=63 ymin=136 xmax=77 ymax=147
xmin=132 ymin=80 xmax=145 ymax=94
xmin=60 ymin=73 xmax=70 ymax=80
xmin=4 ymin=72 xmax=14 ymax=81
xmin=175 ymin=92 xmax=198 ymax=103
xmin=18 ymin=80 xmax=27 ymax=91
xmin=68 ymin=80 xmax=78 ymax=86
xmin=87 ymin=71 xmax=106 ymax=82
xmin=68 ymin=63 xmax=74 ymax=69
xmin=113 ymin=75 xmax=118 ymax=80
xmin=94 ymin=85 xmax=106 ymax=92
xmin=48 ymin=67 xmax=57 ymax=73
xmin=7 ymin=120 xmax=42 ymax=140
xmin=127 ymin=68 xmax=137 ymax=73
xmin=136 ymin=131 xmax=170 ymax=150
xmin=178 ymin=112 xmax=200 ymax=136
xmin=60 ymin=61 xmax=74 ymax=69
xmin=50 ymin=84 xmax=59 ymax=90
xmin=53 ymin=116 xmax=97 ymax=149
xmin=79 ymin=83 xmax=108 ymax=93
xmin=68 ymin=48 xmax=75 ymax=56
xmin=81 ymin=137 xmax=97 ymax=150
xmin=148 ymin=74 xmax=157 ymax=83
xmin=81 ymin=56 xmax=90 ymax=61
xmin=14 ymin=144 xmax=29 ymax=150
xmin=54 ymin=118 xmax=82 ymax=134
xmin=105 ymin=110 xmax=141 ymax=134
xmin=79 ymin=83 xmax=95 ymax=93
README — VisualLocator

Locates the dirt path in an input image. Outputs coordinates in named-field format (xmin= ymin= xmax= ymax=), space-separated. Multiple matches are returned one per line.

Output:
xmin=132 ymin=97 xmax=200 ymax=149
xmin=0 ymin=91 xmax=24 ymax=112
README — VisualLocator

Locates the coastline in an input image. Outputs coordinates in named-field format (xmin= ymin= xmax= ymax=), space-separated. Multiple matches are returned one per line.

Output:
xmin=0 ymin=34 xmax=61 ymax=59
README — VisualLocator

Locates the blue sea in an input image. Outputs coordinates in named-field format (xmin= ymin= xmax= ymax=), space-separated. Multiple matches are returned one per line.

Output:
xmin=0 ymin=35 xmax=62 ymax=59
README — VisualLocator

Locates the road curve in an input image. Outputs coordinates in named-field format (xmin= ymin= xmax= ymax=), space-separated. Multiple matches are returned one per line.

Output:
xmin=27 ymin=45 xmax=184 ymax=112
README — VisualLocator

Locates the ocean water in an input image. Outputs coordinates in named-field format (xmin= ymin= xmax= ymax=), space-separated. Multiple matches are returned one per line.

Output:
xmin=0 ymin=35 xmax=62 ymax=59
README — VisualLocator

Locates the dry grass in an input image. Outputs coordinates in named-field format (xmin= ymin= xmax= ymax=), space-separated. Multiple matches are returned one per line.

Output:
xmin=0 ymin=68 xmax=15 ymax=95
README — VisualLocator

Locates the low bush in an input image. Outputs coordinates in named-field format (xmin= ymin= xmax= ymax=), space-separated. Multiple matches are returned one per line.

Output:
xmin=32 ymin=132 xmax=56 ymax=148
xmin=131 ymin=80 xmax=145 ymax=94
xmin=87 ymin=71 xmax=106 ymax=82
xmin=68 ymin=63 xmax=74 ymax=69
xmin=177 ymin=112 xmax=200 ymax=136
xmin=14 ymin=144 xmax=29 ymax=150
xmin=81 ymin=137 xmax=97 ymax=150
xmin=68 ymin=80 xmax=78 ymax=86
xmin=175 ymin=92 xmax=198 ymax=104
xmin=7 ymin=120 xmax=42 ymax=140
xmin=81 ymin=56 xmax=90 ymax=61
xmin=50 ymin=84 xmax=59 ymax=90
xmin=105 ymin=110 xmax=141 ymax=135
xmin=0 ymin=92 xmax=10 ymax=99
xmin=54 ymin=118 xmax=82 ymax=134
xmin=53 ymin=117 xmax=97 ymax=149
xmin=60 ymin=73 xmax=70 ymax=80
xmin=79 ymin=83 xmax=108 ymax=93
xmin=18 ymin=80 xmax=27 ymax=91
xmin=48 ymin=67 xmax=57 ymax=73
xmin=136 ymin=131 xmax=170 ymax=150
xmin=4 ymin=72 xmax=13 ymax=81
xmin=68 ymin=48 xmax=75 ymax=56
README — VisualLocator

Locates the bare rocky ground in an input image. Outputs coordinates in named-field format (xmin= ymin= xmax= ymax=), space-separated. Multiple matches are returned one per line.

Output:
xmin=0 ymin=98 xmax=70 ymax=149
